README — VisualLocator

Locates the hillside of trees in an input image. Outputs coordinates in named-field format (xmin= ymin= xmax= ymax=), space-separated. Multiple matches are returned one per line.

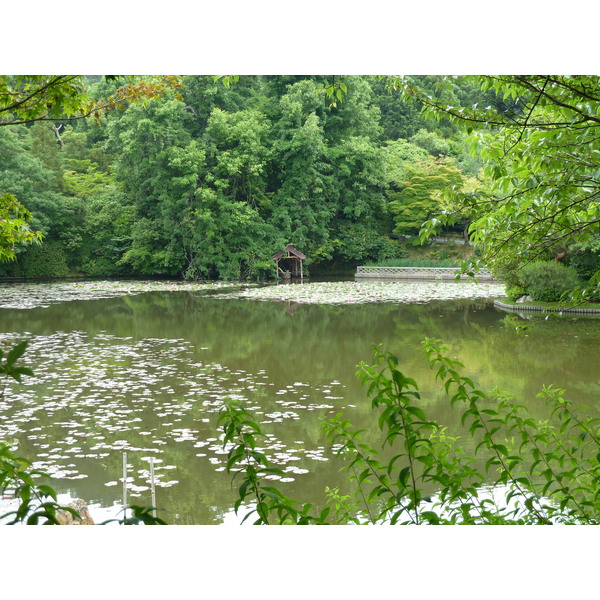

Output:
xmin=0 ymin=75 xmax=513 ymax=280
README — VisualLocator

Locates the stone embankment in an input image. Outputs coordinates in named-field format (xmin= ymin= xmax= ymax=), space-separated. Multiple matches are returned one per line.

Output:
xmin=494 ymin=300 xmax=600 ymax=315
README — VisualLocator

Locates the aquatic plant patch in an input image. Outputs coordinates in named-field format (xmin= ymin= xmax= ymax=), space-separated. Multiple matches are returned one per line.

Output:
xmin=0 ymin=280 xmax=253 ymax=309
xmin=0 ymin=330 xmax=352 ymax=516
xmin=209 ymin=280 xmax=506 ymax=304
xmin=0 ymin=279 xmax=505 ymax=310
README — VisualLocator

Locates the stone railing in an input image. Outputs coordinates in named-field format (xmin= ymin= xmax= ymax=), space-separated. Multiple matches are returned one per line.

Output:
xmin=355 ymin=266 xmax=495 ymax=281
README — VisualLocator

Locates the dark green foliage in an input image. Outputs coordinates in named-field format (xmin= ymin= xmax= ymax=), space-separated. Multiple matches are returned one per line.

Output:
xmin=1 ymin=75 xmax=487 ymax=280
xmin=29 ymin=122 xmax=65 ymax=191
xmin=567 ymin=246 xmax=600 ymax=283
xmin=180 ymin=75 xmax=264 ymax=137
xmin=106 ymin=94 xmax=204 ymax=276
xmin=319 ymin=223 xmax=405 ymax=267
xmin=519 ymin=261 xmax=581 ymax=302
xmin=77 ymin=187 xmax=133 ymax=276
xmin=0 ymin=126 xmax=68 ymax=238
xmin=21 ymin=241 xmax=70 ymax=278
xmin=0 ymin=241 xmax=70 ymax=278
xmin=370 ymin=77 xmax=429 ymax=140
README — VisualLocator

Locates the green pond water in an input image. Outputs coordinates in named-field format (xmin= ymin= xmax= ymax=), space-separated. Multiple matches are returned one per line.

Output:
xmin=1 ymin=286 xmax=599 ymax=524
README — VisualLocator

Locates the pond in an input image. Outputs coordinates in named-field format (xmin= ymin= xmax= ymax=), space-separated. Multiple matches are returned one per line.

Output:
xmin=1 ymin=280 xmax=599 ymax=524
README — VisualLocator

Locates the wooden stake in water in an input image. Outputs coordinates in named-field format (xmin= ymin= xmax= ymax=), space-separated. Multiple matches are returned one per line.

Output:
xmin=122 ymin=452 xmax=127 ymax=521
xmin=150 ymin=457 xmax=156 ymax=518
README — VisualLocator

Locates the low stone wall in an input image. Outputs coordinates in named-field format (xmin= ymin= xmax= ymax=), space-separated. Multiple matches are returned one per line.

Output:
xmin=355 ymin=266 xmax=495 ymax=281
xmin=494 ymin=300 xmax=600 ymax=315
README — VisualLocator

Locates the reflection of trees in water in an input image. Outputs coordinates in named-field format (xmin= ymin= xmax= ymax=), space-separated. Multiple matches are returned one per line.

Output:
xmin=5 ymin=291 xmax=596 ymax=418
xmin=2 ymin=292 xmax=600 ymax=522
xmin=472 ymin=314 xmax=600 ymax=414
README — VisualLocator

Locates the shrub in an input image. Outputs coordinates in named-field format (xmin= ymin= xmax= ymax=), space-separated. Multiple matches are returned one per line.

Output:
xmin=519 ymin=261 xmax=581 ymax=302
xmin=80 ymin=257 xmax=125 ymax=277
xmin=19 ymin=241 xmax=70 ymax=278
xmin=490 ymin=258 xmax=523 ymax=289
xmin=333 ymin=223 xmax=408 ymax=264
xmin=505 ymin=284 xmax=528 ymax=301
xmin=376 ymin=236 xmax=408 ymax=261
xmin=567 ymin=250 xmax=600 ymax=282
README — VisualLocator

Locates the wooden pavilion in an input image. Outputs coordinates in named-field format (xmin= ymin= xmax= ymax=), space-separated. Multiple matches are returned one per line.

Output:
xmin=272 ymin=244 xmax=306 ymax=280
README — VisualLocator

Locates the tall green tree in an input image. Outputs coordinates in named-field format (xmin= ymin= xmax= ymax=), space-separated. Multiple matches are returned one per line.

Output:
xmin=0 ymin=126 xmax=67 ymax=238
xmin=107 ymin=94 xmax=205 ymax=275
xmin=188 ymin=107 xmax=276 ymax=279
xmin=28 ymin=122 xmax=65 ymax=190
xmin=269 ymin=81 xmax=335 ymax=252
xmin=388 ymin=156 xmax=465 ymax=235
xmin=180 ymin=75 xmax=265 ymax=137
xmin=321 ymin=76 xmax=382 ymax=143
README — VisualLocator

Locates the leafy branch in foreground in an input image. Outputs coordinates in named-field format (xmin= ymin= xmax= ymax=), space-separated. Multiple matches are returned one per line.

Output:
xmin=0 ymin=75 xmax=183 ymax=127
xmin=0 ymin=340 xmax=73 ymax=524
xmin=0 ymin=194 xmax=43 ymax=262
xmin=218 ymin=399 xmax=329 ymax=524
xmin=222 ymin=341 xmax=600 ymax=525
xmin=0 ymin=443 xmax=75 ymax=525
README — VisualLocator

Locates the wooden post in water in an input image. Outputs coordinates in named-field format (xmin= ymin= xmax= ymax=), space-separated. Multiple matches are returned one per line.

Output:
xmin=122 ymin=452 xmax=127 ymax=521
xmin=150 ymin=457 xmax=156 ymax=518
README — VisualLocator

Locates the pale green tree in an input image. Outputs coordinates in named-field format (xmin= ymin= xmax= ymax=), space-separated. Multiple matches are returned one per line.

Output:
xmin=388 ymin=156 xmax=465 ymax=235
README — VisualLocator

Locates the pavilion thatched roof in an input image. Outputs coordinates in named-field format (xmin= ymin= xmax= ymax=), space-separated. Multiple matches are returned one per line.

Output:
xmin=272 ymin=244 xmax=306 ymax=261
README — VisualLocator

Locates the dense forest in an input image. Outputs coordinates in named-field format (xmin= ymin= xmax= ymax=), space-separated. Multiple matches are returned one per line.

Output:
xmin=0 ymin=75 xmax=517 ymax=280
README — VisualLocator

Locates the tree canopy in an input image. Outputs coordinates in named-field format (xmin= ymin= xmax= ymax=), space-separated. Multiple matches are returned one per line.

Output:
xmin=389 ymin=75 xmax=600 ymax=291
xmin=1 ymin=74 xmax=598 ymax=286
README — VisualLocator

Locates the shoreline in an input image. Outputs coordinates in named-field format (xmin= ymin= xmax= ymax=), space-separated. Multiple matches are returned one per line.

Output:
xmin=494 ymin=300 xmax=600 ymax=316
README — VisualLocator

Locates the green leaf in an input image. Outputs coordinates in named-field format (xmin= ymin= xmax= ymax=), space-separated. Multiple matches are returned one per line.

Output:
xmin=6 ymin=340 xmax=28 ymax=365
xmin=398 ymin=466 xmax=411 ymax=487
xmin=405 ymin=405 xmax=427 ymax=421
